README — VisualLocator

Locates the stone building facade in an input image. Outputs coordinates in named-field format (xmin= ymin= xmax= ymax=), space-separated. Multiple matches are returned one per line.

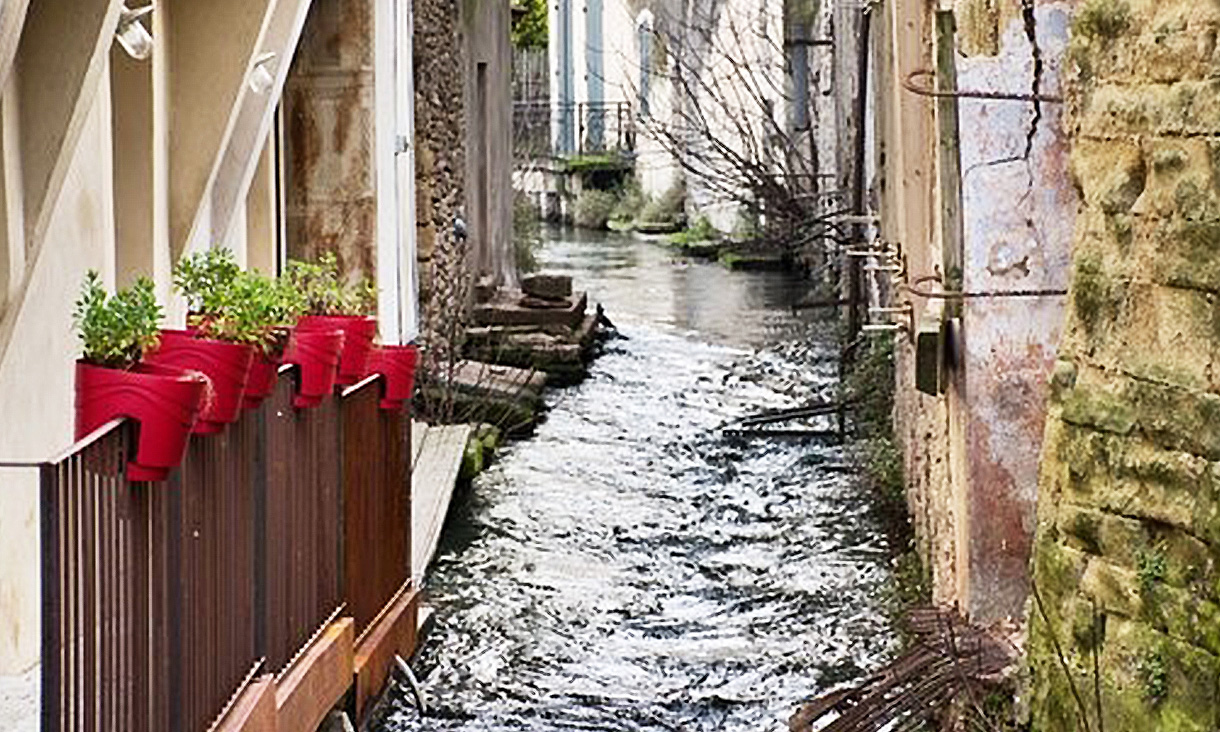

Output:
xmin=1028 ymin=1 xmax=1220 ymax=728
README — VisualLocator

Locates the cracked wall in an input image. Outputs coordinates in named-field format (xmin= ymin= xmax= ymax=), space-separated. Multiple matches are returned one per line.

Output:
xmin=1028 ymin=0 xmax=1220 ymax=729
xmin=955 ymin=0 xmax=1074 ymax=624
xmin=885 ymin=0 xmax=1075 ymax=627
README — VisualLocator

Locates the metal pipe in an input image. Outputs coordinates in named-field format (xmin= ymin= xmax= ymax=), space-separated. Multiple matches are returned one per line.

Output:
xmin=846 ymin=5 xmax=871 ymax=345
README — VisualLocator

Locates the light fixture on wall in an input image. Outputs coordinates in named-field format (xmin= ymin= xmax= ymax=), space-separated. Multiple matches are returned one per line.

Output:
xmin=115 ymin=5 xmax=154 ymax=60
xmin=248 ymin=52 xmax=277 ymax=94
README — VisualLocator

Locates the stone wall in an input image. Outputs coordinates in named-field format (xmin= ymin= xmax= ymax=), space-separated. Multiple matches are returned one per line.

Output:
xmin=1028 ymin=0 xmax=1220 ymax=728
xmin=414 ymin=0 xmax=468 ymax=368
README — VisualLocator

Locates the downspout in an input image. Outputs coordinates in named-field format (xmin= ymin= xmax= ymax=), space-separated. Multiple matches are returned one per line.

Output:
xmin=847 ymin=4 xmax=871 ymax=346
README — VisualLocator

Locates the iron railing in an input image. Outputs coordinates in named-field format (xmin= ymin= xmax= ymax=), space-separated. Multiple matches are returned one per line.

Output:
xmin=39 ymin=368 xmax=410 ymax=731
xmin=513 ymin=101 xmax=636 ymax=160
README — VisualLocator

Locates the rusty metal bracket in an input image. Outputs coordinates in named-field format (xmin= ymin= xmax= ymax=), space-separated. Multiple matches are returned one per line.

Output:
xmin=903 ymin=69 xmax=1063 ymax=104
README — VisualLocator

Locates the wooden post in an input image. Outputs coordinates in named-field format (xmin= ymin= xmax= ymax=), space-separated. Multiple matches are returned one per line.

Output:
xmin=936 ymin=10 xmax=963 ymax=319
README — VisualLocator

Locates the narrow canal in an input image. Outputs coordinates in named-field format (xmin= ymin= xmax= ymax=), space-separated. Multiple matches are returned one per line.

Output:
xmin=373 ymin=228 xmax=898 ymax=731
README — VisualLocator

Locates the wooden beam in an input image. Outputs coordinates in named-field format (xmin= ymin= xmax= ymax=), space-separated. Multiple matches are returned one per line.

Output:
xmin=211 ymin=674 xmax=278 ymax=732
xmin=275 ymin=618 xmax=355 ymax=732
xmin=353 ymin=583 xmax=420 ymax=722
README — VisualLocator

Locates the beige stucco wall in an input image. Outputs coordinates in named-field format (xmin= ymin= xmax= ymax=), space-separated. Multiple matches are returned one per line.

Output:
xmin=0 ymin=62 xmax=116 ymax=732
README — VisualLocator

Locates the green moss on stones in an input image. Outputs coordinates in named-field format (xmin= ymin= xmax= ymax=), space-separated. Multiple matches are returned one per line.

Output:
xmin=1138 ymin=546 xmax=1169 ymax=592
xmin=1073 ymin=251 xmax=1115 ymax=333
xmin=1138 ymin=648 xmax=1169 ymax=704
xmin=1073 ymin=0 xmax=1132 ymax=41
xmin=1069 ymin=510 xmax=1104 ymax=554
xmin=1060 ymin=386 xmax=1136 ymax=435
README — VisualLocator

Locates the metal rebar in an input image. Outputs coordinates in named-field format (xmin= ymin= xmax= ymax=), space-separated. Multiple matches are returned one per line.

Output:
xmin=904 ymin=68 xmax=1064 ymax=103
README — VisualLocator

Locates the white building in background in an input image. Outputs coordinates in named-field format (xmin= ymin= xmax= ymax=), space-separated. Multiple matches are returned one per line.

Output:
xmin=548 ymin=0 xmax=830 ymax=230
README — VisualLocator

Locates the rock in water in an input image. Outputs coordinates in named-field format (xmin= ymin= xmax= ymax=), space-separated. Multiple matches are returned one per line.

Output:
xmin=522 ymin=273 xmax=572 ymax=301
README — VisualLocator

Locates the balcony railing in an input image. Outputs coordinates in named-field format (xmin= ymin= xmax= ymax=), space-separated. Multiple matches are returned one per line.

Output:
xmin=513 ymin=101 xmax=636 ymax=160
xmin=38 ymin=368 xmax=411 ymax=732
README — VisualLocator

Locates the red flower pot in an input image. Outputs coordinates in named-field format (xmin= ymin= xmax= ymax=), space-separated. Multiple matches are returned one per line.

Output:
xmin=75 ymin=361 xmax=208 ymax=482
xmin=296 ymin=315 xmax=377 ymax=386
xmin=144 ymin=329 xmax=255 ymax=433
xmin=242 ymin=354 xmax=280 ymax=409
xmin=281 ymin=329 xmax=344 ymax=408
xmin=367 ymin=344 xmax=419 ymax=411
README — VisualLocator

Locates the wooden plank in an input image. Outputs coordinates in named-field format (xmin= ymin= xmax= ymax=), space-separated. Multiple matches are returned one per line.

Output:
xmin=274 ymin=619 xmax=354 ymax=732
xmin=411 ymin=424 xmax=473 ymax=579
xmin=935 ymin=9 xmax=963 ymax=318
xmin=210 ymin=674 xmax=277 ymax=732
xmin=352 ymin=583 xmax=420 ymax=722
xmin=411 ymin=421 xmax=428 ymax=466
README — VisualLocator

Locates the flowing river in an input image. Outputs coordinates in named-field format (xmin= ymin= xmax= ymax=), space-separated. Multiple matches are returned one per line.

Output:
xmin=372 ymin=227 xmax=897 ymax=731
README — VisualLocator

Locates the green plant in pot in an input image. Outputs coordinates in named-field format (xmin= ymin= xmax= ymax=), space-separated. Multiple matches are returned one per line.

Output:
xmin=73 ymin=271 xmax=208 ymax=481
xmin=232 ymin=270 xmax=306 ymax=408
xmin=144 ymin=248 xmax=259 ymax=433
xmin=286 ymin=252 xmax=379 ymax=386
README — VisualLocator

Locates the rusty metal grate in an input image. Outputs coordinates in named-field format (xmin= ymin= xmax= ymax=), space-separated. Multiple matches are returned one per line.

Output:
xmin=789 ymin=607 xmax=1017 ymax=732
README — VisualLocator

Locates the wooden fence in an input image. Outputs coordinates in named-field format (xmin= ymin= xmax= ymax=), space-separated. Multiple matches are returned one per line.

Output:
xmin=39 ymin=370 xmax=410 ymax=732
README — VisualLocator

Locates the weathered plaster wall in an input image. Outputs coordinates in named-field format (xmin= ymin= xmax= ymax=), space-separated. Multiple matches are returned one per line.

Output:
xmin=462 ymin=0 xmax=515 ymax=287
xmin=1029 ymin=0 xmax=1220 ymax=728
xmin=955 ymin=1 xmax=1074 ymax=623
xmin=883 ymin=0 xmax=1074 ymax=626
xmin=283 ymin=0 xmax=379 ymax=283
xmin=0 ymin=63 xmax=116 ymax=731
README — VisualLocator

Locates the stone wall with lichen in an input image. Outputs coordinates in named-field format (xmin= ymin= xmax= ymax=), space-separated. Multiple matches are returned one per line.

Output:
xmin=415 ymin=0 xmax=469 ymax=384
xmin=1028 ymin=0 xmax=1220 ymax=728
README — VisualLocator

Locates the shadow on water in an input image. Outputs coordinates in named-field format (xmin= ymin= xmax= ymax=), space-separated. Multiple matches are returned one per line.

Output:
xmin=370 ymin=227 xmax=896 ymax=732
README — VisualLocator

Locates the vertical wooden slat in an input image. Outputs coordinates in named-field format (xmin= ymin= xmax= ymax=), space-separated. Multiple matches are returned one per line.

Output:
xmin=39 ymin=462 xmax=61 ymax=732
xmin=44 ymin=361 xmax=412 ymax=731
xmin=340 ymin=379 xmax=409 ymax=636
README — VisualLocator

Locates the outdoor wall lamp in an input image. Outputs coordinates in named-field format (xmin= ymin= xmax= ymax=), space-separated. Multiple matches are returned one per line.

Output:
xmin=248 ymin=52 xmax=278 ymax=94
xmin=115 ymin=5 xmax=154 ymax=60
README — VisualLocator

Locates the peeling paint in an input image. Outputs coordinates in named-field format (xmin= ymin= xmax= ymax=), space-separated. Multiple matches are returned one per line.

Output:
xmin=954 ymin=1 xmax=1075 ymax=623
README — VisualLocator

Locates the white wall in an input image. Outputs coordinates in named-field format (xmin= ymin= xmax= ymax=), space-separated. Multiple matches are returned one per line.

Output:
xmin=0 ymin=64 xmax=116 ymax=732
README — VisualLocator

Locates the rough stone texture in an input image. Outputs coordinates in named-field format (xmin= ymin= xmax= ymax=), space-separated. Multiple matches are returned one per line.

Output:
xmin=414 ymin=0 xmax=469 ymax=377
xmin=1029 ymin=0 xmax=1220 ymax=728
xmin=521 ymin=273 xmax=573 ymax=300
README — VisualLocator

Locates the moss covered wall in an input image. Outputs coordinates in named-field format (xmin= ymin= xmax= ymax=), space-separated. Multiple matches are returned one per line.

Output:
xmin=1028 ymin=1 xmax=1220 ymax=729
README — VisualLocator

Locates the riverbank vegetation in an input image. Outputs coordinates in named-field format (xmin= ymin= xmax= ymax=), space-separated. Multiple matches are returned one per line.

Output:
xmin=513 ymin=191 xmax=542 ymax=274
xmin=842 ymin=334 xmax=930 ymax=620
